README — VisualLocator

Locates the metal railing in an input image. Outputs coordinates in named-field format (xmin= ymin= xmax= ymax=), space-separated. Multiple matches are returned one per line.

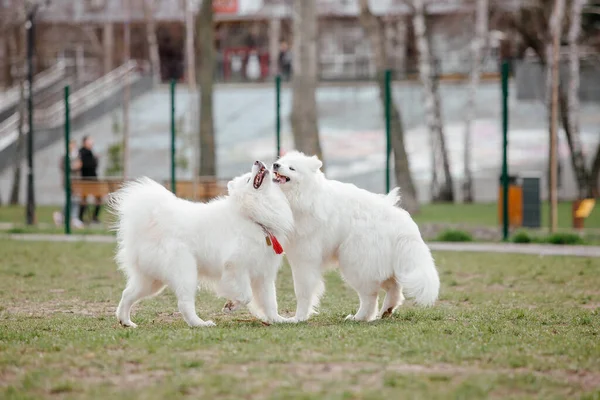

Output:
xmin=0 ymin=61 xmax=141 ymax=153
xmin=0 ymin=61 xmax=67 ymax=113
xmin=35 ymin=60 xmax=140 ymax=127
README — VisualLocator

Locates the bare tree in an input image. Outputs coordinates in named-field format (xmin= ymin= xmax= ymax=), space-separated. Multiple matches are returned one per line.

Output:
xmin=141 ymin=0 xmax=161 ymax=85
xmin=0 ymin=1 xmax=25 ymax=87
xmin=506 ymin=0 xmax=596 ymax=198
xmin=357 ymin=0 xmax=418 ymax=212
xmin=122 ymin=0 xmax=131 ymax=179
xmin=463 ymin=0 xmax=488 ymax=203
xmin=7 ymin=8 xmax=25 ymax=204
xmin=566 ymin=0 xmax=589 ymax=199
xmin=10 ymin=77 xmax=26 ymax=204
xmin=196 ymin=0 xmax=216 ymax=176
xmin=290 ymin=0 xmax=323 ymax=163
xmin=547 ymin=0 xmax=566 ymax=232
xmin=412 ymin=0 xmax=454 ymax=202
xmin=183 ymin=0 xmax=196 ymax=88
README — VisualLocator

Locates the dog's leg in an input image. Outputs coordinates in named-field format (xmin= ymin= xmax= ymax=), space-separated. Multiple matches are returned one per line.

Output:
xmin=168 ymin=252 xmax=215 ymax=328
xmin=290 ymin=263 xmax=324 ymax=322
xmin=379 ymin=278 xmax=405 ymax=319
xmin=250 ymin=278 xmax=294 ymax=323
xmin=219 ymin=261 xmax=253 ymax=313
xmin=116 ymin=274 xmax=165 ymax=328
xmin=345 ymin=289 xmax=379 ymax=322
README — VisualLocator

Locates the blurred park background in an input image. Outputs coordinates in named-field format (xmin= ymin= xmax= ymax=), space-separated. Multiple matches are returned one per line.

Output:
xmin=2 ymin=3 xmax=600 ymax=398
xmin=0 ymin=0 xmax=599 ymax=240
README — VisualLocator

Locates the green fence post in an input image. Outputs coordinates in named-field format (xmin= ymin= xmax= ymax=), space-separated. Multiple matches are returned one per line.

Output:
xmin=501 ymin=61 xmax=510 ymax=241
xmin=384 ymin=69 xmax=392 ymax=193
xmin=64 ymin=85 xmax=71 ymax=235
xmin=170 ymin=79 xmax=176 ymax=195
xmin=275 ymin=75 xmax=281 ymax=159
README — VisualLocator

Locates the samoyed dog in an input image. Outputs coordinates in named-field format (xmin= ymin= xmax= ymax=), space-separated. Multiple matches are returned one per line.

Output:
xmin=272 ymin=151 xmax=440 ymax=322
xmin=110 ymin=161 xmax=294 ymax=328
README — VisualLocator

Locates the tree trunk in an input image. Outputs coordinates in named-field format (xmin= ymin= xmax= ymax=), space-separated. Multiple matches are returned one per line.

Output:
xmin=565 ymin=0 xmax=590 ymax=198
xmin=183 ymin=0 xmax=196 ymax=88
xmin=103 ymin=21 xmax=114 ymax=74
xmin=412 ymin=0 xmax=454 ymax=202
xmin=196 ymin=0 xmax=216 ymax=176
xmin=8 ymin=28 xmax=23 ymax=205
xmin=1 ymin=31 xmax=11 ymax=88
xmin=142 ymin=0 xmax=161 ymax=85
xmin=122 ymin=0 xmax=131 ymax=179
xmin=290 ymin=0 xmax=323 ymax=163
xmin=10 ymin=77 xmax=25 ymax=205
xmin=547 ymin=0 xmax=565 ymax=233
xmin=591 ymin=141 xmax=600 ymax=198
xmin=357 ymin=0 xmax=418 ymax=212
xmin=463 ymin=0 xmax=488 ymax=203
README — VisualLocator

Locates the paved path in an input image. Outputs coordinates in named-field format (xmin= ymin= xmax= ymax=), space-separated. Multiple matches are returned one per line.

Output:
xmin=3 ymin=233 xmax=600 ymax=257
xmin=428 ymin=242 xmax=600 ymax=257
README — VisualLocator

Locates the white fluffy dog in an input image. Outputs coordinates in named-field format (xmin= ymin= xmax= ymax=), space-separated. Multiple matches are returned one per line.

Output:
xmin=272 ymin=151 xmax=440 ymax=322
xmin=110 ymin=161 xmax=294 ymax=328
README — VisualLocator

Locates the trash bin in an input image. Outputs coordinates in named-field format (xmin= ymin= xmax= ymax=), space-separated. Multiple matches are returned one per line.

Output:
xmin=521 ymin=175 xmax=541 ymax=228
xmin=498 ymin=175 xmax=523 ymax=228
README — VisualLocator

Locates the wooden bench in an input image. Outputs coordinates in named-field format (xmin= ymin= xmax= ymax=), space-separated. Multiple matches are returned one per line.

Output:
xmin=71 ymin=178 xmax=124 ymax=199
xmin=163 ymin=178 xmax=229 ymax=202
xmin=70 ymin=177 xmax=227 ymax=203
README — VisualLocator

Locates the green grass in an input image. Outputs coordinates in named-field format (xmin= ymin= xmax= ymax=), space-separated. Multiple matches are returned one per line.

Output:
xmin=1 ymin=240 xmax=599 ymax=399
xmin=0 ymin=205 xmax=114 ymax=235
xmin=2 ymin=201 xmax=600 ymax=229
xmin=1 ymin=202 xmax=599 ymax=241
xmin=413 ymin=201 xmax=600 ymax=229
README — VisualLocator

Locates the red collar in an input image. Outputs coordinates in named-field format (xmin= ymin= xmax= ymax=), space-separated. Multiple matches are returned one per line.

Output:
xmin=258 ymin=224 xmax=284 ymax=255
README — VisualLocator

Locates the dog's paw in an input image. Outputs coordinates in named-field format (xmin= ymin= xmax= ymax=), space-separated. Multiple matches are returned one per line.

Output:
xmin=345 ymin=314 xmax=377 ymax=322
xmin=269 ymin=315 xmax=298 ymax=324
xmin=222 ymin=300 xmax=242 ymax=313
xmin=344 ymin=314 xmax=357 ymax=321
xmin=189 ymin=320 xmax=216 ymax=328
xmin=119 ymin=320 xmax=138 ymax=328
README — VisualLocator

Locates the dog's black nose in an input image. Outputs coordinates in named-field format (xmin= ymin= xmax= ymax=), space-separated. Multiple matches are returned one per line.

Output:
xmin=254 ymin=160 xmax=261 ymax=166
xmin=273 ymin=163 xmax=280 ymax=170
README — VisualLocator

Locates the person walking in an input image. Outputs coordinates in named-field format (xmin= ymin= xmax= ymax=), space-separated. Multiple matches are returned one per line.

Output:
xmin=78 ymin=135 xmax=102 ymax=224
xmin=53 ymin=139 xmax=84 ymax=228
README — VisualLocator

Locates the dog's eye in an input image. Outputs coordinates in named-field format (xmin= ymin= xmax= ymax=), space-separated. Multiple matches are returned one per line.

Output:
xmin=246 ymin=177 xmax=250 ymax=183
xmin=289 ymin=166 xmax=295 ymax=171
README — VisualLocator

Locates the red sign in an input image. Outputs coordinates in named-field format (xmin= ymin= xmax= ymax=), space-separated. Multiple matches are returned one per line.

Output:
xmin=213 ymin=0 xmax=238 ymax=14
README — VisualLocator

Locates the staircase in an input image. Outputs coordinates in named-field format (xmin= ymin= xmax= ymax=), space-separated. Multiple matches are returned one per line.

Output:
xmin=0 ymin=62 xmax=68 ymax=123
xmin=0 ymin=60 xmax=154 ymax=171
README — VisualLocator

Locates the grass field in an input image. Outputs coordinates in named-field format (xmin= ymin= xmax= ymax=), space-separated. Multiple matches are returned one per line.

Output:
xmin=1 ymin=201 xmax=599 ymax=232
xmin=0 ymin=239 xmax=599 ymax=399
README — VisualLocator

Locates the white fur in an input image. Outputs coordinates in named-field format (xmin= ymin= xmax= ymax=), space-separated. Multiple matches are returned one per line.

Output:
xmin=273 ymin=151 xmax=440 ymax=322
xmin=109 ymin=164 xmax=294 ymax=328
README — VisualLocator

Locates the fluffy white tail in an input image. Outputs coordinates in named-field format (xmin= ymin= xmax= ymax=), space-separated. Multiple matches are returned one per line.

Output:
xmin=396 ymin=239 xmax=440 ymax=306
xmin=382 ymin=187 xmax=401 ymax=207
xmin=107 ymin=177 xmax=175 ymax=275
xmin=107 ymin=177 xmax=171 ymax=224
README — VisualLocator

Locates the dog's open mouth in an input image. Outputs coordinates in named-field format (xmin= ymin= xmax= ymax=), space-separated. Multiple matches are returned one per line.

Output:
xmin=273 ymin=172 xmax=290 ymax=184
xmin=253 ymin=161 xmax=268 ymax=189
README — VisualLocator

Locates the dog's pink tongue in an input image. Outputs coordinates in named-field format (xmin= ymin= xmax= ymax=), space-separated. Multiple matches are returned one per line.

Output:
xmin=278 ymin=176 xmax=287 ymax=183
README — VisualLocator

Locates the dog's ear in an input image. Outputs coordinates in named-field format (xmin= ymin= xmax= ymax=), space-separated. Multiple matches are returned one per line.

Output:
xmin=308 ymin=155 xmax=323 ymax=172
